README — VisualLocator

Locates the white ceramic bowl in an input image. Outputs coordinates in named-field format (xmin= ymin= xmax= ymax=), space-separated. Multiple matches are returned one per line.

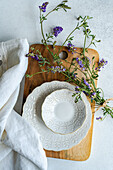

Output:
xmin=23 ymin=81 xmax=92 ymax=151
xmin=41 ymin=89 xmax=86 ymax=134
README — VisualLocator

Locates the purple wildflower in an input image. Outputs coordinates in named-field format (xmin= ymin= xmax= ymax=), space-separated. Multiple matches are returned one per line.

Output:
xmin=95 ymin=58 xmax=108 ymax=71
xmin=26 ymin=53 xmax=42 ymax=61
xmin=72 ymin=73 xmax=77 ymax=80
xmin=83 ymin=91 xmax=89 ymax=96
xmin=73 ymin=74 xmax=76 ymax=78
xmin=86 ymin=57 xmax=91 ymax=63
xmin=75 ymin=86 xmax=80 ymax=93
xmin=39 ymin=2 xmax=49 ymax=12
xmin=82 ymin=56 xmax=91 ymax=64
xmin=53 ymin=26 xmax=63 ymax=37
xmin=76 ymin=57 xmax=85 ymax=70
xmin=67 ymin=43 xmax=77 ymax=54
xmin=49 ymin=65 xmax=66 ymax=73
xmin=96 ymin=116 xmax=102 ymax=120
xmin=26 ymin=52 xmax=33 ymax=57
xmin=31 ymin=54 xmax=38 ymax=60
xmin=90 ymin=92 xmax=96 ymax=99
xmin=50 ymin=66 xmax=55 ymax=73
xmin=63 ymin=68 xmax=66 ymax=72
xmin=83 ymin=78 xmax=91 ymax=89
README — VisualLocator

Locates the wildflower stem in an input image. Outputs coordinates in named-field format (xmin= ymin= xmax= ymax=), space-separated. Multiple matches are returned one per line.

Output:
xmin=37 ymin=3 xmax=112 ymax=119
xmin=82 ymin=30 xmax=97 ymax=91
xmin=44 ymin=5 xmax=59 ymax=19
xmin=86 ymin=42 xmax=92 ymax=49
xmin=65 ymin=59 xmax=88 ymax=78
xmin=26 ymin=70 xmax=48 ymax=77
xmin=83 ymin=34 xmax=87 ymax=57
xmin=88 ymin=66 xmax=97 ymax=90
xmin=56 ymin=23 xmax=84 ymax=56
xmin=40 ymin=10 xmax=56 ymax=59
xmin=97 ymin=88 xmax=104 ymax=98
xmin=40 ymin=10 xmax=46 ymax=42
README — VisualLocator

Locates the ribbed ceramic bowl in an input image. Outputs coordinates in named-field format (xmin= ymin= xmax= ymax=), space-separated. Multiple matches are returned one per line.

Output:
xmin=41 ymin=89 xmax=86 ymax=134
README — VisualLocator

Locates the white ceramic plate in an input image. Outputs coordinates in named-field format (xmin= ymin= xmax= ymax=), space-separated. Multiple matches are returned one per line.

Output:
xmin=42 ymin=89 xmax=86 ymax=134
xmin=22 ymin=81 xmax=92 ymax=151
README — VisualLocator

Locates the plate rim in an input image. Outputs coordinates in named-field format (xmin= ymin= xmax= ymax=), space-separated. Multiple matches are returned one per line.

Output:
xmin=22 ymin=81 xmax=92 ymax=151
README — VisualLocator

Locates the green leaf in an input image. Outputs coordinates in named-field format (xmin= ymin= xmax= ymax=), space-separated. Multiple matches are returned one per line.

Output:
xmin=72 ymin=58 xmax=76 ymax=61
xmin=96 ymin=40 xmax=101 ymax=42
xmin=31 ymin=47 xmax=34 ymax=51
xmin=91 ymin=98 xmax=93 ymax=103
xmin=63 ymin=5 xmax=71 ymax=9
xmin=41 ymin=69 xmax=45 ymax=72
xmin=87 ymin=16 xmax=93 ymax=20
xmin=47 ymin=40 xmax=53 ymax=43
xmin=26 ymin=74 xmax=32 ymax=78
xmin=92 ymin=56 xmax=95 ymax=60
xmin=72 ymin=93 xmax=76 ymax=97
xmin=53 ymin=41 xmax=56 ymax=47
xmin=38 ymin=61 xmax=44 ymax=63
xmin=62 ymin=0 xmax=68 ymax=2
xmin=63 ymin=8 xmax=67 ymax=12
xmin=92 ymin=42 xmax=97 ymax=47
xmin=55 ymin=8 xmax=59 ymax=11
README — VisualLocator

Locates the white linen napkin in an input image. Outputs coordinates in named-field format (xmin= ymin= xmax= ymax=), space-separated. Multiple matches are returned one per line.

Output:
xmin=0 ymin=39 xmax=47 ymax=170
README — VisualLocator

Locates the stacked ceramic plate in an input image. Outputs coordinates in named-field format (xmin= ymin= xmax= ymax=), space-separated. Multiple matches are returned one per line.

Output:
xmin=22 ymin=81 xmax=92 ymax=151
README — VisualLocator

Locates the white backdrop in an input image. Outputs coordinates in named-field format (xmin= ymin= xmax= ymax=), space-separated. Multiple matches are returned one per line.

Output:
xmin=0 ymin=0 xmax=113 ymax=170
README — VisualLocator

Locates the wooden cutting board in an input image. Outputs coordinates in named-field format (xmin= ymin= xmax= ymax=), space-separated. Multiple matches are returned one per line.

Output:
xmin=23 ymin=44 xmax=99 ymax=161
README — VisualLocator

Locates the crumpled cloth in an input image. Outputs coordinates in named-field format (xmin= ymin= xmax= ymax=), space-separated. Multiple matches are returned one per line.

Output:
xmin=0 ymin=39 xmax=47 ymax=170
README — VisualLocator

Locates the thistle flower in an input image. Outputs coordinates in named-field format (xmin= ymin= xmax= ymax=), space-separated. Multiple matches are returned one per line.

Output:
xmin=95 ymin=58 xmax=108 ymax=71
xmin=49 ymin=65 xmax=66 ymax=73
xmin=53 ymin=26 xmax=63 ymax=37
xmin=39 ymin=2 xmax=49 ymax=12
xmin=67 ymin=43 xmax=76 ymax=54
xmin=76 ymin=57 xmax=85 ymax=70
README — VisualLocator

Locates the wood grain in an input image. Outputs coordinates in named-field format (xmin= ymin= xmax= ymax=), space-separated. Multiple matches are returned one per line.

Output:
xmin=23 ymin=44 xmax=99 ymax=161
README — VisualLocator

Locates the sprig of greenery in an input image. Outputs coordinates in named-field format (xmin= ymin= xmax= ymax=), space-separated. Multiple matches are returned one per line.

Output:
xmin=26 ymin=1 xmax=113 ymax=120
xmin=40 ymin=0 xmax=71 ymax=23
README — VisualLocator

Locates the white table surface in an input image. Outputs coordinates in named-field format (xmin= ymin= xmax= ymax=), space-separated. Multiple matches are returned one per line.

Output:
xmin=0 ymin=0 xmax=113 ymax=169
